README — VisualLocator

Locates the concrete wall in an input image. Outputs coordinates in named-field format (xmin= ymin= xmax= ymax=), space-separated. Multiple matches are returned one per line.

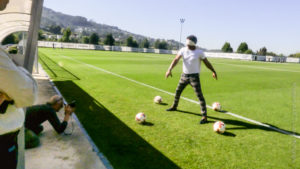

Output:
xmin=38 ymin=41 xmax=178 ymax=54
xmin=265 ymin=56 xmax=286 ymax=62
xmin=38 ymin=41 xmax=300 ymax=64
xmin=37 ymin=41 xmax=256 ymax=61
xmin=286 ymin=57 xmax=300 ymax=63
xmin=252 ymin=55 xmax=266 ymax=61
xmin=204 ymin=52 xmax=253 ymax=60
xmin=266 ymin=56 xmax=275 ymax=62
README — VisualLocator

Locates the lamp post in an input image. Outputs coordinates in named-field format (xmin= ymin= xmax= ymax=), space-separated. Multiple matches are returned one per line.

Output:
xmin=179 ymin=18 xmax=185 ymax=49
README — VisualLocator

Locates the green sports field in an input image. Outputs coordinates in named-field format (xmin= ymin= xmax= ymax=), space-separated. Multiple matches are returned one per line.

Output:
xmin=38 ymin=48 xmax=300 ymax=169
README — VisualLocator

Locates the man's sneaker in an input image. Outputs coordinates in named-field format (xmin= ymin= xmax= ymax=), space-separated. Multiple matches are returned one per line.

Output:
xmin=200 ymin=117 xmax=208 ymax=124
xmin=166 ymin=107 xmax=177 ymax=111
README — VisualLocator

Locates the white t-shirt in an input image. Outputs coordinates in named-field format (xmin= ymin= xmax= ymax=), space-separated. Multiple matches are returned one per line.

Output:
xmin=0 ymin=104 xmax=24 ymax=135
xmin=177 ymin=47 xmax=206 ymax=74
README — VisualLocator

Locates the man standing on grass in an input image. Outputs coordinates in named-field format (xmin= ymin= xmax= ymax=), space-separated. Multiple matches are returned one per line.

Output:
xmin=165 ymin=35 xmax=217 ymax=124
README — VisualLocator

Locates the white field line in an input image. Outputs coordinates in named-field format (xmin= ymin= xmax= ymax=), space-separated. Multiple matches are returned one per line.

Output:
xmin=214 ymin=62 xmax=300 ymax=73
xmin=61 ymin=55 xmax=300 ymax=139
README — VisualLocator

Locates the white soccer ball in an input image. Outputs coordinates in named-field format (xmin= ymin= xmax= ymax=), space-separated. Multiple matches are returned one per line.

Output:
xmin=213 ymin=121 xmax=226 ymax=133
xmin=154 ymin=96 xmax=163 ymax=104
xmin=135 ymin=112 xmax=146 ymax=123
xmin=212 ymin=102 xmax=221 ymax=111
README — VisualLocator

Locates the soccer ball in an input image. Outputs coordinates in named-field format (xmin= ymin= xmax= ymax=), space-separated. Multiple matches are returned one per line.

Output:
xmin=135 ymin=112 xmax=146 ymax=123
xmin=213 ymin=121 xmax=226 ymax=133
xmin=212 ymin=102 xmax=221 ymax=111
xmin=154 ymin=96 xmax=163 ymax=104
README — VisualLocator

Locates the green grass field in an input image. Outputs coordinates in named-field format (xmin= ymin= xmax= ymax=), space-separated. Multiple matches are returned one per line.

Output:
xmin=39 ymin=48 xmax=300 ymax=169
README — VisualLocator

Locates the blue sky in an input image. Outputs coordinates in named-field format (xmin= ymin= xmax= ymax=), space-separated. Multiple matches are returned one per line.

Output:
xmin=44 ymin=0 xmax=300 ymax=55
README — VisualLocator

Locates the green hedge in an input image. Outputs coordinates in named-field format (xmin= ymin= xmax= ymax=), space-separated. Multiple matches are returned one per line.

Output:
xmin=8 ymin=46 xmax=18 ymax=54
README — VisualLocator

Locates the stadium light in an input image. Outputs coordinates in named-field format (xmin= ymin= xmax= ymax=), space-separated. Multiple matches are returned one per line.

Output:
xmin=179 ymin=18 xmax=185 ymax=49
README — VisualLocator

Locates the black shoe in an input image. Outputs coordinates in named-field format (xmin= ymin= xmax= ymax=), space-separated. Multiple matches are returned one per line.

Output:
xmin=200 ymin=117 xmax=208 ymax=124
xmin=166 ymin=107 xmax=177 ymax=111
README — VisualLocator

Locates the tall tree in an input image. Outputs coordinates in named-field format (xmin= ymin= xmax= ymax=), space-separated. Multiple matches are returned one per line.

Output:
xmin=244 ymin=49 xmax=253 ymax=54
xmin=48 ymin=25 xmax=62 ymax=34
xmin=158 ymin=40 xmax=168 ymax=49
xmin=257 ymin=47 xmax=267 ymax=56
xmin=154 ymin=40 xmax=168 ymax=49
xmin=62 ymin=27 xmax=71 ymax=42
xmin=221 ymin=42 xmax=233 ymax=53
xmin=266 ymin=51 xmax=277 ymax=56
xmin=237 ymin=42 xmax=248 ymax=53
xmin=289 ymin=53 xmax=300 ymax=57
xmin=104 ymin=34 xmax=115 ymax=46
xmin=126 ymin=36 xmax=134 ymax=47
xmin=154 ymin=40 xmax=161 ymax=49
xmin=38 ymin=30 xmax=45 ymax=40
xmin=82 ymin=36 xmax=89 ymax=44
xmin=89 ymin=33 xmax=99 ymax=45
xmin=294 ymin=53 xmax=300 ymax=57
xmin=141 ymin=38 xmax=150 ymax=48
xmin=132 ymin=41 xmax=138 ymax=48
xmin=126 ymin=36 xmax=139 ymax=47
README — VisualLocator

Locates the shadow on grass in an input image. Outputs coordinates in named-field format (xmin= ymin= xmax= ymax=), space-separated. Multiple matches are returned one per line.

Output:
xmin=141 ymin=122 xmax=154 ymax=126
xmin=54 ymin=80 xmax=180 ymax=169
xmin=39 ymin=51 xmax=80 ymax=81
xmin=221 ymin=132 xmax=236 ymax=137
xmin=175 ymin=109 xmax=300 ymax=137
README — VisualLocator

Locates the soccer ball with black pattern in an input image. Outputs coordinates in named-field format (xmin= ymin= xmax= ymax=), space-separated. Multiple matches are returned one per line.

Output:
xmin=212 ymin=102 xmax=221 ymax=111
xmin=213 ymin=121 xmax=226 ymax=133
xmin=135 ymin=112 xmax=146 ymax=124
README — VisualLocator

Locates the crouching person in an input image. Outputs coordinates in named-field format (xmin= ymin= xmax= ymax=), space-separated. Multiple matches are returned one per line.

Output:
xmin=25 ymin=95 xmax=75 ymax=149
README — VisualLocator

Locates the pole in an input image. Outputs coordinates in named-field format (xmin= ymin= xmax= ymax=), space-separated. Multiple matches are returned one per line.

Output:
xmin=23 ymin=0 xmax=44 ymax=73
xmin=22 ymin=32 xmax=25 ymax=55
xmin=179 ymin=18 xmax=185 ymax=49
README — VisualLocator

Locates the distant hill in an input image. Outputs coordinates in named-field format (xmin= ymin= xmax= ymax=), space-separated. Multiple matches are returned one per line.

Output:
xmin=41 ymin=7 xmax=182 ymax=49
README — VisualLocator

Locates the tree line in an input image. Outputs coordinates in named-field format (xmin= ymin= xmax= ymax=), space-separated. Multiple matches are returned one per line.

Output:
xmin=38 ymin=26 xmax=174 ymax=50
xmin=221 ymin=42 xmax=287 ymax=57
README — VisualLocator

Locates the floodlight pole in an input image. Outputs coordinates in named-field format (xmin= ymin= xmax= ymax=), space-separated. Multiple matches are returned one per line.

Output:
xmin=179 ymin=18 xmax=185 ymax=49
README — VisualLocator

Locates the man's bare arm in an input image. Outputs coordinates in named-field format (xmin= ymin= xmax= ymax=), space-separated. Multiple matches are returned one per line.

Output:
xmin=165 ymin=54 xmax=182 ymax=78
xmin=203 ymin=58 xmax=217 ymax=80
